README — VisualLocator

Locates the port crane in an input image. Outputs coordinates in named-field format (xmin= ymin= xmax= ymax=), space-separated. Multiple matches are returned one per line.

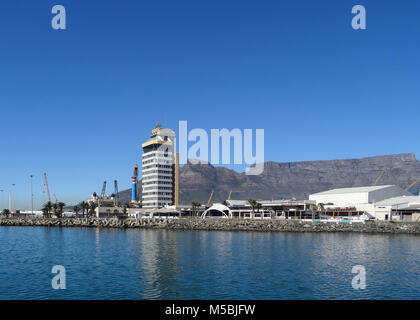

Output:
xmin=227 ymin=190 xmax=232 ymax=201
xmin=114 ymin=180 xmax=119 ymax=207
xmin=406 ymin=178 xmax=420 ymax=191
xmin=374 ymin=171 xmax=385 ymax=186
xmin=207 ymin=190 xmax=214 ymax=207
xmin=43 ymin=173 xmax=51 ymax=203
xmin=100 ymin=181 xmax=107 ymax=198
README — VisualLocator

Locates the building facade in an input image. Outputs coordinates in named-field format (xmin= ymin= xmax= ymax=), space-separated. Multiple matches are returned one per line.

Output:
xmin=141 ymin=125 xmax=176 ymax=208
xmin=309 ymin=185 xmax=420 ymax=220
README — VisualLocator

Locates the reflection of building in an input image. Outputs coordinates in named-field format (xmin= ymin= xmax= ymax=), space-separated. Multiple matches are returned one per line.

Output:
xmin=310 ymin=185 xmax=420 ymax=221
xmin=141 ymin=125 xmax=178 ymax=209
xmin=136 ymin=230 xmax=180 ymax=299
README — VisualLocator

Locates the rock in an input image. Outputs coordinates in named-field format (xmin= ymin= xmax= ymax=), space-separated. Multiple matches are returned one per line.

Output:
xmin=0 ymin=217 xmax=419 ymax=234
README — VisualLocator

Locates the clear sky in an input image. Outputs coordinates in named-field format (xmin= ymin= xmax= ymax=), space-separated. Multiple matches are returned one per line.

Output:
xmin=1 ymin=0 xmax=419 ymax=210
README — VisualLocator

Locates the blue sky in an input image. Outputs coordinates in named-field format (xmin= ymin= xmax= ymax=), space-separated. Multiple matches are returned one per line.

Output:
xmin=1 ymin=0 xmax=419 ymax=209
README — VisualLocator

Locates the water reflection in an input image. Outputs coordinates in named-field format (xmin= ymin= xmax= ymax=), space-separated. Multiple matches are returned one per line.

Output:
xmin=0 ymin=227 xmax=419 ymax=299
xmin=126 ymin=230 xmax=180 ymax=299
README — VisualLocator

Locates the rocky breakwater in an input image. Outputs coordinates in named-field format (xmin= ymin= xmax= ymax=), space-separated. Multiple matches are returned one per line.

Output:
xmin=0 ymin=218 xmax=419 ymax=234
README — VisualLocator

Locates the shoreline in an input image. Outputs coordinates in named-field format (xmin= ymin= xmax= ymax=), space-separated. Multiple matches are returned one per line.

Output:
xmin=1 ymin=218 xmax=419 ymax=235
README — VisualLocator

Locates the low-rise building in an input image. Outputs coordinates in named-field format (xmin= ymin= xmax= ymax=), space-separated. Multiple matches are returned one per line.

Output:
xmin=309 ymin=185 xmax=420 ymax=220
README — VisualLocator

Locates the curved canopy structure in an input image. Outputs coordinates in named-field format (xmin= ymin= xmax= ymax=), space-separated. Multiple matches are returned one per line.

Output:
xmin=201 ymin=204 xmax=232 ymax=219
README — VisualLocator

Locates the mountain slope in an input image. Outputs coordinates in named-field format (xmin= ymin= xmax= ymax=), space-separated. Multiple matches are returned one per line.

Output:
xmin=118 ymin=153 xmax=420 ymax=204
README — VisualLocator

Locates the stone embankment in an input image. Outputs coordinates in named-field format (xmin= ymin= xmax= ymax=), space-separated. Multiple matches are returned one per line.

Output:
xmin=0 ymin=218 xmax=419 ymax=234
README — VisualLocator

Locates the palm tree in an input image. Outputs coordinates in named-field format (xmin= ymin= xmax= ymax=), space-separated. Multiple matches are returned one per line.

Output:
xmin=248 ymin=199 xmax=257 ymax=219
xmin=256 ymin=202 xmax=263 ymax=219
xmin=43 ymin=201 xmax=53 ymax=218
xmin=2 ymin=209 xmax=10 ymax=218
xmin=88 ymin=201 xmax=98 ymax=218
xmin=191 ymin=202 xmax=201 ymax=217
xmin=73 ymin=205 xmax=80 ymax=217
xmin=52 ymin=202 xmax=58 ymax=216
xmin=58 ymin=202 xmax=66 ymax=217
xmin=317 ymin=203 xmax=325 ymax=219
xmin=80 ymin=201 xmax=87 ymax=218
xmin=42 ymin=207 xmax=48 ymax=218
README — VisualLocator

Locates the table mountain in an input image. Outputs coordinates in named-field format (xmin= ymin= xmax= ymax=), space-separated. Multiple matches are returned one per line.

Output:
xmin=118 ymin=153 xmax=420 ymax=205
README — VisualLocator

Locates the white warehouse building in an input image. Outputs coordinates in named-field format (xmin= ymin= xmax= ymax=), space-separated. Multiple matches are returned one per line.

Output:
xmin=309 ymin=185 xmax=419 ymax=220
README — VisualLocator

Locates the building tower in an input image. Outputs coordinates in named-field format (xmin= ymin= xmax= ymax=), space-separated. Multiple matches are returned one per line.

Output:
xmin=130 ymin=164 xmax=140 ymax=206
xmin=141 ymin=125 xmax=176 ymax=208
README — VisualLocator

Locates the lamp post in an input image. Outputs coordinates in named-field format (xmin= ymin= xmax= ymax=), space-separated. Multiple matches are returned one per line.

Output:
xmin=9 ymin=191 xmax=12 ymax=212
xmin=11 ymin=184 xmax=15 ymax=212
xmin=30 ymin=175 xmax=34 ymax=215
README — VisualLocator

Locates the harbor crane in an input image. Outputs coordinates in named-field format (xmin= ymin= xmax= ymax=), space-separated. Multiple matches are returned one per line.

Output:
xmin=100 ymin=181 xmax=107 ymax=198
xmin=114 ymin=180 xmax=119 ymax=207
xmin=406 ymin=178 xmax=420 ymax=191
xmin=374 ymin=171 xmax=385 ymax=186
xmin=43 ymin=173 xmax=52 ymax=203
xmin=227 ymin=190 xmax=232 ymax=201
xmin=207 ymin=190 xmax=214 ymax=207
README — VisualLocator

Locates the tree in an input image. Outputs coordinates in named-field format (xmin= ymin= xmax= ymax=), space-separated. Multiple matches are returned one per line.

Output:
xmin=73 ymin=205 xmax=80 ymax=217
xmin=42 ymin=201 xmax=53 ymax=218
xmin=256 ymin=202 xmax=263 ymax=218
xmin=2 ymin=209 xmax=10 ymax=218
xmin=123 ymin=205 xmax=127 ymax=214
xmin=79 ymin=201 xmax=87 ymax=218
xmin=88 ymin=202 xmax=98 ymax=218
xmin=248 ymin=199 xmax=258 ymax=219
xmin=191 ymin=202 xmax=201 ymax=217
xmin=52 ymin=202 xmax=58 ymax=216
xmin=57 ymin=202 xmax=66 ymax=218
xmin=42 ymin=207 xmax=48 ymax=218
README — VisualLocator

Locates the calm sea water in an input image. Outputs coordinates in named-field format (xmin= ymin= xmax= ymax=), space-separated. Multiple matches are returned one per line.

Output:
xmin=0 ymin=226 xmax=419 ymax=300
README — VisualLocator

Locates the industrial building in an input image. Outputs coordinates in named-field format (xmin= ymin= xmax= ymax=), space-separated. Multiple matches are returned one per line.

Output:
xmin=309 ymin=185 xmax=420 ymax=221
xmin=141 ymin=124 xmax=179 ymax=209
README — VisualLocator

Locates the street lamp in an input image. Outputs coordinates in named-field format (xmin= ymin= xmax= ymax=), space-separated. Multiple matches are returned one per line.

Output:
xmin=0 ymin=189 xmax=4 ymax=210
xmin=9 ymin=191 xmax=12 ymax=212
xmin=11 ymin=184 xmax=15 ymax=212
xmin=30 ymin=175 xmax=34 ymax=215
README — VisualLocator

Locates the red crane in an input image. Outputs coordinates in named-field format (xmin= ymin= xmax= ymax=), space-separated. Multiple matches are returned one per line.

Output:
xmin=43 ymin=173 xmax=52 ymax=203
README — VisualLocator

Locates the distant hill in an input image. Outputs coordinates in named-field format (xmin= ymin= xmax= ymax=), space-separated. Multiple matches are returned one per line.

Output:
xmin=117 ymin=153 xmax=420 ymax=205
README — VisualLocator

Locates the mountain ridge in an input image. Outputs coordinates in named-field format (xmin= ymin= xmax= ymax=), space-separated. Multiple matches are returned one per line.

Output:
xmin=117 ymin=153 xmax=420 ymax=205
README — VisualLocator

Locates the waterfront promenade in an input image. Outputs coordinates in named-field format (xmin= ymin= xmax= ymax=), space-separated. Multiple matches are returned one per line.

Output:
xmin=0 ymin=218 xmax=419 ymax=234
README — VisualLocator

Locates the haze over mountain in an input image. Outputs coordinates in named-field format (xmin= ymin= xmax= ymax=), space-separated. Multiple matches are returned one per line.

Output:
xmin=118 ymin=153 xmax=420 ymax=205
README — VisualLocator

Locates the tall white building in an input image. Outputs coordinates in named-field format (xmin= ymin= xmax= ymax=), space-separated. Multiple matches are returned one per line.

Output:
xmin=141 ymin=125 xmax=176 ymax=208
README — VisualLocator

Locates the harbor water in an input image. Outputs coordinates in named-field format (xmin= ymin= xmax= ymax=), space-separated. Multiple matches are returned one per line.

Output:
xmin=0 ymin=226 xmax=419 ymax=299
